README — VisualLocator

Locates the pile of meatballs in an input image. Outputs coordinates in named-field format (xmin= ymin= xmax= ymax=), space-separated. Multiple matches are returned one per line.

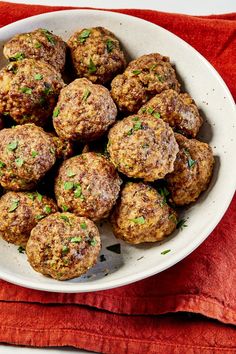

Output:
xmin=0 ymin=27 xmax=214 ymax=281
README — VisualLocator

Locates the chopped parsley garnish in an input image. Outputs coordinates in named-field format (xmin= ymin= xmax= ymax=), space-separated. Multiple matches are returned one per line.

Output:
xmin=89 ymin=238 xmax=97 ymax=246
xmin=0 ymin=161 xmax=6 ymax=168
xmin=78 ymin=29 xmax=91 ymax=43
xmin=183 ymin=149 xmax=196 ymax=169
xmin=132 ymin=117 xmax=139 ymax=121
xmin=62 ymin=245 xmax=69 ymax=254
xmin=20 ymin=87 xmax=32 ymax=94
xmin=74 ymin=183 xmax=83 ymax=199
xmin=133 ymin=121 xmax=142 ymax=130
xmin=36 ymin=191 xmax=43 ymax=202
xmin=7 ymin=141 xmax=18 ymax=151
xmin=67 ymin=170 xmax=76 ymax=177
xmin=31 ymin=151 xmax=38 ymax=158
xmin=53 ymin=107 xmax=60 ymax=117
xmin=176 ymin=218 xmax=188 ymax=230
xmin=158 ymin=187 xmax=170 ymax=206
xmin=42 ymin=29 xmax=55 ymax=45
xmin=106 ymin=39 xmax=114 ymax=53
xmin=150 ymin=64 xmax=157 ymax=70
xmin=106 ymin=243 xmax=121 ymax=254
xmin=28 ymin=193 xmax=35 ymax=200
xmin=15 ymin=157 xmax=24 ymax=167
xmin=156 ymin=75 xmax=164 ymax=82
xmin=161 ymin=249 xmax=171 ymax=255
xmin=147 ymin=107 xmax=154 ymax=114
xmin=132 ymin=70 xmax=142 ymax=75
xmin=9 ymin=52 xmax=25 ymax=61
xmin=82 ymin=88 xmax=91 ymax=101
xmin=34 ymin=42 xmax=42 ymax=48
xmin=169 ymin=213 xmax=177 ymax=223
xmin=8 ymin=199 xmax=19 ymax=212
xmin=154 ymin=112 xmax=161 ymax=119
xmin=80 ymin=222 xmax=87 ymax=230
xmin=18 ymin=246 xmax=25 ymax=254
xmin=35 ymin=214 xmax=45 ymax=220
xmin=127 ymin=118 xmax=143 ymax=135
xmin=130 ymin=216 xmax=145 ymax=225
xmin=44 ymin=205 xmax=51 ymax=214
xmin=88 ymin=58 xmax=97 ymax=73
xmin=34 ymin=73 xmax=43 ymax=80
xmin=43 ymin=83 xmax=52 ymax=95
xmin=70 ymin=237 xmax=82 ymax=243
xmin=60 ymin=215 xmax=70 ymax=223
xmin=64 ymin=181 xmax=74 ymax=190
xmin=62 ymin=204 xmax=69 ymax=212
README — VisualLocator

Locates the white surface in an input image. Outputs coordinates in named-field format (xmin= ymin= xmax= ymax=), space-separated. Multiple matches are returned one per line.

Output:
xmin=0 ymin=10 xmax=236 ymax=294
xmin=0 ymin=3 xmax=235 ymax=354
xmin=5 ymin=0 xmax=236 ymax=15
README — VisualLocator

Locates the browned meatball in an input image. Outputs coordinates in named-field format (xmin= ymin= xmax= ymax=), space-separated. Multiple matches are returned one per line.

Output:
xmin=47 ymin=132 xmax=74 ymax=160
xmin=107 ymin=114 xmax=179 ymax=181
xmin=0 ymin=124 xmax=56 ymax=191
xmin=166 ymin=133 xmax=214 ymax=205
xmin=55 ymin=152 xmax=122 ymax=221
xmin=26 ymin=212 xmax=101 ymax=280
xmin=53 ymin=78 xmax=117 ymax=141
xmin=67 ymin=27 xmax=126 ymax=84
xmin=3 ymin=28 xmax=66 ymax=72
xmin=111 ymin=53 xmax=180 ymax=113
xmin=0 ymin=59 xmax=65 ymax=126
xmin=139 ymin=89 xmax=203 ymax=137
xmin=0 ymin=191 xmax=57 ymax=246
xmin=110 ymin=182 xmax=177 ymax=244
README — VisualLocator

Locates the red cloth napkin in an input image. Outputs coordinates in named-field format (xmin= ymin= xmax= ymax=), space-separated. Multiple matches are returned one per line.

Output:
xmin=0 ymin=2 xmax=236 ymax=353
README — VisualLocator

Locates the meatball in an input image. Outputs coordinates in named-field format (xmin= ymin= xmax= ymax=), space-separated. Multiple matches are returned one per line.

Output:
xmin=55 ymin=152 xmax=122 ymax=221
xmin=139 ymin=89 xmax=203 ymax=137
xmin=53 ymin=78 xmax=117 ymax=141
xmin=67 ymin=27 xmax=126 ymax=84
xmin=0 ymin=191 xmax=57 ymax=246
xmin=26 ymin=212 xmax=101 ymax=280
xmin=47 ymin=132 xmax=74 ymax=160
xmin=111 ymin=53 xmax=180 ymax=113
xmin=166 ymin=133 xmax=214 ymax=205
xmin=107 ymin=114 xmax=179 ymax=181
xmin=0 ymin=59 xmax=65 ymax=126
xmin=111 ymin=182 xmax=177 ymax=244
xmin=3 ymin=28 xmax=66 ymax=72
xmin=0 ymin=124 xmax=56 ymax=191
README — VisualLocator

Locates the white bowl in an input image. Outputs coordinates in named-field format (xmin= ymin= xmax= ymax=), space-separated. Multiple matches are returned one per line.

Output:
xmin=0 ymin=10 xmax=235 ymax=293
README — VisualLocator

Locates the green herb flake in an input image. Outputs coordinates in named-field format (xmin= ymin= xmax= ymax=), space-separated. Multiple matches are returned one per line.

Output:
xmin=106 ymin=38 xmax=114 ymax=53
xmin=132 ymin=117 xmax=139 ymax=122
xmin=80 ymin=222 xmax=87 ymax=230
xmin=53 ymin=107 xmax=60 ymax=118
xmin=44 ymin=205 xmax=51 ymax=214
xmin=133 ymin=121 xmax=142 ymax=131
xmin=61 ymin=215 xmax=70 ymax=223
xmin=36 ymin=191 xmax=43 ymax=203
xmin=177 ymin=218 xmax=188 ymax=230
xmin=8 ymin=199 xmax=19 ymax=212
xmin=0 ymin=161 xmax=6 ymax=168
xmin=147 ymin=107 xmax=154 ymax=114
xmin=62 ymin=204 xmax=69 ymax=212
xmin=90 ymin=238 xmax=97 ymax=246
xmin=127 ymin=129 xmax=133 ymax=136
xmin=35 ymin=214 xmax=45 ymax=220
xmin=15 ymin=157 xmax=24 ymax=167
xmin=31 ymin=150 xmax=38 ymax=158
xmin=154 ymin=112 xmax=161 ymax=119
xmin=42 ymin=29 xmax=56 ymax=45
xmin=158 ymin=187 xmax=170 ymax=206
xmin=62 ymin=245 xmax=69 ymax=254
xmin=67 ymin=170 xmax=76 ymax=178
xmin=34 ymin=73 xmax=43 ymax=80
xmin=74 ymin=184 xmax=84 ymax=199
xmin=130 ymin=216 xmax=145 ymax=225
xmin=161 ymin=249 xmax=171 ymax=255
xmin=34 ymin=42 xmax=42 ymax=49
xmin=132 ymin=69 xmax=142 ymax=75
xmin=27 ymin=193 xmax=35 ymax=201
xmin=43 ymin=84 xmax=52 ymax=95
xmin=9 ymin=52 xmax=25 ymax=61
xmin=18 ymin=246 xmax=25 ymax=254
xmin=169 ymin=213 xmax=177 ymax=223
xmin=150 ymin=64 xmax=157 ymax=70
xmin=64 ymin=181 xmax=74 ymax=190
xmin=183 ymin=149 xmax=196 ymax=169
xmin=82 ymin=88 xmax=91 ymax=102
xmin=88 ymin=58 xmax=97 ymax=74
xmin=70 ymin=236 xmax=82 ymax=243
xmin=156 ymin=75 xmax=164 ymax=82
xmin=78 ymin=29 xmax=91 ymax=43
xmin=7 ymin=141 xmax=18 ymax=151
xmin=106 ymin=243 xmax=121 ymax=254
xmin=20 ymin=87 xmax=32 ymax=95
xmin=140 ymin=107 xmax=146 ymax=113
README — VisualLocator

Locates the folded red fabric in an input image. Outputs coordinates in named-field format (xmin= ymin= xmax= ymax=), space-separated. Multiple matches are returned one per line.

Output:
xmin=0 ymin=2 xmax=236 ymax=352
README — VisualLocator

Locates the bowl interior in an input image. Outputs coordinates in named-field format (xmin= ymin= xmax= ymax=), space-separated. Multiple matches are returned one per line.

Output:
xmin=0 ymin=9 xmax=235 ymax=292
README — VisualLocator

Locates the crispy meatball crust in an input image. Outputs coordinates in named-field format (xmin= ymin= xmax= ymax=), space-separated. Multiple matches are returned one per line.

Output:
xmin=139 ymin=89 xmax=203 ymax=137
xmin=111 ymin=182 xmax=177 ymax=244
xmin=166 ymin=133 xmax=214 ymax=205
xmin=111 ymin=53 xmax=180 ymax=113
xmin=55 ymin=152 xmax=122 ymax=221
xmin=3 ymin=28 xmax=66 ymax=72
xmin=0 ymin=191 xmax=57 ymax=246
xmin=53 ymin=78 xmax=117 ymax=141
xmin=67 ymin=27 xmax=126 ymax=84
xmin=26 ymin=212 xmax=101 ymax=280
xmin=0 ymin=59 xmax=65 ymax=126
xmin=107 ymin=113 xmax=179 ymax=181
xmin=0 ymin=124 xmax=56 ymax=191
